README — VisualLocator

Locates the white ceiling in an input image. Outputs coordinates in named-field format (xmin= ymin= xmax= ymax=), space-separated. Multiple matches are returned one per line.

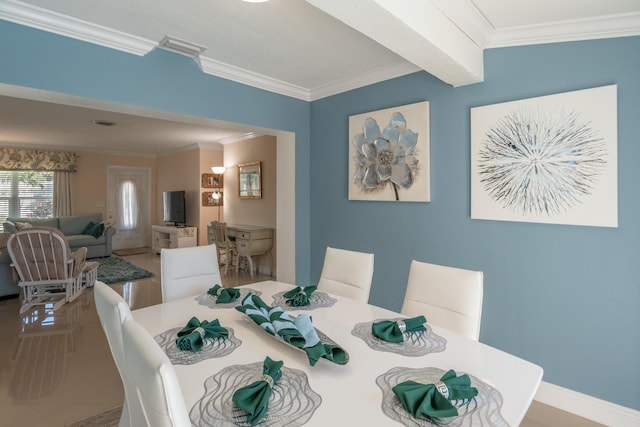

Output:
xmin=0 ymin=0 xmax=638 ymax=156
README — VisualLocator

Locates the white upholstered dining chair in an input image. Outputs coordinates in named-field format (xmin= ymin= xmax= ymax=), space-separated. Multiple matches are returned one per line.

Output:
xmin=121 ymin=317 xmax=191 ymax=427
xmin=317 ymin=246 xmax=374 ymax=303
xmin=160 ymin=244 xmax=222 ymax=302
xmin=94 ymin=281 xmax=140 ymax=427
xmin=401 ymin=260 xmax=484 ymax=341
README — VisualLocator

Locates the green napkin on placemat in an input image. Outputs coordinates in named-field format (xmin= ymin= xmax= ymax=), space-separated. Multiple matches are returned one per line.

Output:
xmin=207 ymin=284 xmax=241 ymax=304
xmin=175 ymin=316 xmax=229 ymax=351
xmin=392 ymin=369 xmax=478 ymax=419
xmin=232 ymin=357 xmax=284 ymax=425
xmin=372 ymin=316 xmax=427 ymax=343
xmin=283 ymin=285 xmax=317 ymax=307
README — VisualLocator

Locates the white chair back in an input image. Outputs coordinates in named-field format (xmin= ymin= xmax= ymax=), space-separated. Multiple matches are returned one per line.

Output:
xmin=7 ymin=226 xmax=87 ymax=312
xmin=93 ymin=281 xmax=137 ymax=426
xmin=401 ymin=260 xmax=484 ymax=341
xmin=160 ymin=244 xmax=221 ymax=302
xmin=121 ymin=317 xmax=191 ymax=427
xmin=317 ymin=246 xmax=374 ymax=303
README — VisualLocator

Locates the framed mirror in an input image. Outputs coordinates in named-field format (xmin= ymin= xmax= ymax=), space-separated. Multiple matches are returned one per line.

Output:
xmin=238 ymin=161 xmax=262 ymax=199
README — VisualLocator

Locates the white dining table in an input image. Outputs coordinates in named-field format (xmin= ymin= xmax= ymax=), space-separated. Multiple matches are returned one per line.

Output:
xmin=132 ymin=280 xmax=543 ymax=426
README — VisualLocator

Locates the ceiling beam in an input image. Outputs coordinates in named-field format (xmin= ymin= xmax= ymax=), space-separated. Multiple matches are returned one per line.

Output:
xmin=306 ymin=0 xmax=484 ymax=87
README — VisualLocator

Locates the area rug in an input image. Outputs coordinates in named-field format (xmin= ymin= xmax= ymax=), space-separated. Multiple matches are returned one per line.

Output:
xmin=66 ymin=406 xmax=122 ymax=427
xmin=112 ymin=247 xmax=150 ymax=256
xmin=94 ymin=256 xmax=154 ymax=284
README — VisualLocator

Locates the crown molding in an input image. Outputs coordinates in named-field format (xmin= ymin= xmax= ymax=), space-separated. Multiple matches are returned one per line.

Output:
xmin=2 ymin=0 xmax=638 ymax=100
xmin=198 ymin=56 xmax=311 ymax=101
xmin=217 ymin=132 xmax=263 ymax=145
xmin=309 ymin=61 xmax=421 ymax=101
xmin=487 ymin=12 xmax=640 ymax=48
xmin=0 ymin=0 xmax=155 ymax=55
xmin=430 ymin=0 xmax=494 ymax=49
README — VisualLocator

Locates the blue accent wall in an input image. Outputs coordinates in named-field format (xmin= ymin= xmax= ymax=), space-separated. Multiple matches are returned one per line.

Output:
xmin=310 ymin=37 xmax=640 ymax=409
xmin=1 ymin=18 xmax=639 ymax=409
xmin=0 ymin=20 xmax=312 ymax=283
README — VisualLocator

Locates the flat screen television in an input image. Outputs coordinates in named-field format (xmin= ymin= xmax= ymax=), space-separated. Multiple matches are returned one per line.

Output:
xmin=162 ymin=190 xmax=186 ymax=226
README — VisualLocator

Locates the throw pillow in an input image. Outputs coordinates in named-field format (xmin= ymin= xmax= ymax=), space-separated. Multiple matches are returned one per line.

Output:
xmin=15 ymin=221 xmax=33 ymax=230
xmin=82 ymin=221 xmax=105 ymax=238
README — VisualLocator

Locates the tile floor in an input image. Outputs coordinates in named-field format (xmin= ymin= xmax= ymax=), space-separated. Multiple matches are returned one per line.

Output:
xmin=0 ymin=251 xmax=603 ymax=427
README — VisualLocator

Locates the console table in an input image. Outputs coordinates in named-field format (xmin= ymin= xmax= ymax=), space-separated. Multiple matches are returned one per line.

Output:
xmin=207 ymin=224 xmax=273 ymax=278
xmin=151 ymin=225 xmax=197 ymax=254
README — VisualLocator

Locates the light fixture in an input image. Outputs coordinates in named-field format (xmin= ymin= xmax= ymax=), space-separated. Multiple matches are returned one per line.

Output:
xmin=158 ymin=36 xmax=207 ymax=59
xmin=92 ymin=120 xmax=117 ymax=127
xmin=242 ymin=0 xmax=269 ymax=3
xmin=211 ymin=166 xmax=226 ymax=174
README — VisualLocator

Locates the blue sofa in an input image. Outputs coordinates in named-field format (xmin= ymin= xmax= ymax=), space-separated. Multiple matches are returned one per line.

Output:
xmin=0 ymin=213 xmax=115 ymax=297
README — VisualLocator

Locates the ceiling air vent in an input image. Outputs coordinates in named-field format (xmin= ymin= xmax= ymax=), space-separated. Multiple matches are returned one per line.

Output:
xmin=158 ymin=36 xmax=207 ymax=59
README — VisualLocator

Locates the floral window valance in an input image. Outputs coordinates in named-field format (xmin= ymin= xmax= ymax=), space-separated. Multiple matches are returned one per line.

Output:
xmin=0 ymin=147 xmax=77 ymax=172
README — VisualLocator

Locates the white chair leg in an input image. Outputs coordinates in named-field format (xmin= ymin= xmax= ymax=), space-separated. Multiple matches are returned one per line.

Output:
xmin=248 ymin=256 xmax=254 ymax=279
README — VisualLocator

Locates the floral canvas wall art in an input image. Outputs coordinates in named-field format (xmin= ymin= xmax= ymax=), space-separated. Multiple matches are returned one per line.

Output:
xmin=471 ymin=85 xmax=617 ymax=227
xmin=349 ymin=101 xmax=430 ymax=202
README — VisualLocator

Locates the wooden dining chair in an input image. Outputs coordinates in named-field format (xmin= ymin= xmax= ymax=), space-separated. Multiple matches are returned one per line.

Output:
xmin=160 ymin=244 xmax=222 ymax=302
xmin=94 ymin=281 xmax=140 ymax=427
xmin=401 ymin=260 xmax=484 ymax=341
xmin=121 ymin=317 xmax=191 ymax=427
xmin=317 ymin=246 xmax=374 ymax=303
xmin=209 ymin=221 xmax=236 ymax=275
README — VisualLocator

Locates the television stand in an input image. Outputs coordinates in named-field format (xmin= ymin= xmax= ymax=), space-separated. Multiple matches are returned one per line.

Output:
xmin=151 ymin=225 xmax=197 ymax=254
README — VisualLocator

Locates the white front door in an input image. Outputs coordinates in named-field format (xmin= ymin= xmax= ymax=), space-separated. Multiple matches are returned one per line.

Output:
xmin=107 ymin=166 xmax=151 ymax=250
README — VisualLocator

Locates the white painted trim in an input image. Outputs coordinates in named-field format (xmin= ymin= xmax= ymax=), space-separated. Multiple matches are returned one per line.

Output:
xmin=488 ymin=12 xmax=640 ymax=48
xmin=536 ymin=381 xmax=640 ymax=426
xmin=0 ymin=0 xmax=155 ymax=55
xmin=309 ymin=61 xmax=421 ymax=101
xmin=199 ymin=56 xmax=311 ymax=101
xmin=2 ymin=0 xmax=639 ymax=99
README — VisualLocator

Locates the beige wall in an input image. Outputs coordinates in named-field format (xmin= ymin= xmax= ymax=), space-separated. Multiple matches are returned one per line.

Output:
xmin=224 ymin=135 xmax=277 ymax=274
xmin=73 ymin=145 xmax=274 ymax=260
xmin=74 ymin=152 xmax=157 ymax=223
xmin=156 ymin=149 xmax=200 ymax=241
xmin=199 ymin=148 xmax=224 ymax=244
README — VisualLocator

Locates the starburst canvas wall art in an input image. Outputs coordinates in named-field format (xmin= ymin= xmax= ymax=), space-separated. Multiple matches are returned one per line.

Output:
xmin=471 ymin=85 xmax=617 ymax=227
xmin=349 ymin=101 xmax=430 ymax=202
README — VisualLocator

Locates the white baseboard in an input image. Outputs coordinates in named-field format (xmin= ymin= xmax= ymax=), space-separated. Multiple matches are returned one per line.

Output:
xmin=535 ymin=381 xmax=640 ymax=426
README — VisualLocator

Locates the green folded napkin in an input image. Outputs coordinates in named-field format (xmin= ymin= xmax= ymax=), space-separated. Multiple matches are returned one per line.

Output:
xmin=232 ymin=357 xmax=284 ymax=425
xmin=175 ymin=316 xmax=229 ymax=351
xmin=392 ymin=369 xmax=478 ymax=419
xmin=207 ymin=284 xmax=241 ymax=304
xmin=322 ymin=343 xmax=349 ymax=364
xmin=372 ymin=315 xmax=427 ymax=343
xmin=283 ymin=285 xmax=317 ymax=306
xmin=236 ymin=293 xmax=347 ymax=366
